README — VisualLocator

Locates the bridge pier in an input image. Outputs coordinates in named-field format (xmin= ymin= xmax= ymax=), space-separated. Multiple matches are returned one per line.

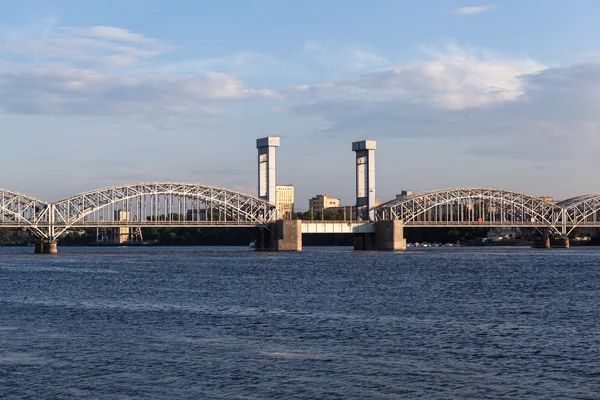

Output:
xmin=34 ymin=240 xmax=58 ymax=254
xmin=354 ymin=220 xmax=406 ymax=251
xmin=533 ymin=236 xmax=570 ymax=249
xmin=554 ymin=237 xmax=570 ymax=248
xmin=533 ymin=236 xmax=552 ymax=249
xmin=255 ymin=220 xmax=302 ymax=252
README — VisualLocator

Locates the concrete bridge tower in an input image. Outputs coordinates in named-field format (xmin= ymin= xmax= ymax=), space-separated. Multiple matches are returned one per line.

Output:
xmin=352 ymin=140 xmax=376 ymax=221
xmin=256 ymin=136 xmax=280 ymax=205
xmin=351 ymin=139 xmax=405 ymax=250
xmin=255 ymin=136 xmax=302 ymax=251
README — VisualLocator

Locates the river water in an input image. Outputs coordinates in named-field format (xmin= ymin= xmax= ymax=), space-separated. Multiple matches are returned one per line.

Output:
xmin=0 ymin=246 xmax=599 ymax=399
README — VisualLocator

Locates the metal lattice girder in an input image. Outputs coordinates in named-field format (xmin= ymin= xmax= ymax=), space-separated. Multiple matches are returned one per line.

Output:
xmin=376 ymin=188 xmax=562 ymax=232
xmin=0 ymin=188 xmax=50 ymax=237
xmin=5 ymin=183 xmax=600 ymax=240
xmin=49 ymin=182 xmax=277 ymax=237
xmin=558 ymin=194 xmax=600 ymax=235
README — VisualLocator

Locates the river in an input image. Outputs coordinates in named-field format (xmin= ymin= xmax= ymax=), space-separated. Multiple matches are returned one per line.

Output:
xmin=1 ymin=246 xmax=599 ymax=399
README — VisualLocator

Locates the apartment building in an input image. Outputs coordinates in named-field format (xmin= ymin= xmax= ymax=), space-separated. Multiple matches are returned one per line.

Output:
xmin=308 ymin=194 xmax=340 ymax=213
xmin=276 ymin=185 xmax=295 ymax=219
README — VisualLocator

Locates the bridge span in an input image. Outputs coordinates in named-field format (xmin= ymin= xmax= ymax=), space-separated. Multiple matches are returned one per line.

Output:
xmin=376 ymin=187 xmax=600 ymax=235
xmin=0 ymin=182 xmax=277 ymax=252
xmin=3 ymin=137 xmax=600 ymax=252
xmin=3 ymin=184 xmax=600 ymax=252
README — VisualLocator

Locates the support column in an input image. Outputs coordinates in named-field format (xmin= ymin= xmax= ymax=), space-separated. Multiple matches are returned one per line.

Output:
xmin=354 ymin=220 xmax=406 ymax=251
xmin=553 ymin=237 xmax=570 ymax=248
xmin=255 ymin=220 xmax=302 ymax=252
xmin=114 ymin=210 xmax=131 ymax=244
xmin=533 ymin=236 xmax=570 ymax=249
xmin=34 ymin=240 xmax=58 ymax=254
xmin=375 ymin=220 xmax=406 ymax=250
xmin=256 ymin=137 xmax=280 ymax=206
xmin=352 ymin=140 xmax=376 ymax=221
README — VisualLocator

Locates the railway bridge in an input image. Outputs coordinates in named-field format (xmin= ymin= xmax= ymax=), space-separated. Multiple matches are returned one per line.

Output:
xmin=2 ymin=139 xmax=600 ymax=252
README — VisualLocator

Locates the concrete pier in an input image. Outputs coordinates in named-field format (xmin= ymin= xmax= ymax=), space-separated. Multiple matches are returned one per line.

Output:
xmin=553 ymin=237 xmax=570 ymax=248
xmin=353 ymin=220 xmax=406 ymax=251
xmin=34 ymin=240 xmax=58 ymax=254
xmin=255 ymin=220 xmax=302 ymax=252
xmin=533 ymin=237 xmax=570 ymax=249
xmin=253 ymin=219 xmax=405 ymax=252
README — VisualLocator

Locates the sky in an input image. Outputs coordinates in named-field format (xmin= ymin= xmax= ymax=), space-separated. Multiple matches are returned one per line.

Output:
xmin=2 ymin=0 xmax=600 ymax=208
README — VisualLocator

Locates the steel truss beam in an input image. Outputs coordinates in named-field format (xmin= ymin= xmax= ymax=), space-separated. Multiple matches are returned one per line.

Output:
xmin=558 ymin=194 xmax=600 ymax=235
xmin=4 ymin=185 xmax=600 ymax=241
xmin=0 ymin=183 xmax=277 ymax=240
xmin=376 ymin=188 xmax=563 ymax=233
xmin=0 ymin=188 xmax=50 ymax=238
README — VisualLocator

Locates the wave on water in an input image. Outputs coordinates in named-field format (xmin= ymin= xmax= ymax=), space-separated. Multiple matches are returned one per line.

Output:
xmin=265 ymin=351 xmax=330 ymax=360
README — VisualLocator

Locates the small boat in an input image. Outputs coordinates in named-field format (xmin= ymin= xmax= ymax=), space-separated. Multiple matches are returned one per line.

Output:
xmin=249 ymin=241 xmax=256 ymax=249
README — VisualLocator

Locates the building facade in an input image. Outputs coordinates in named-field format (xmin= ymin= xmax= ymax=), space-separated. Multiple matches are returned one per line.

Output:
xmin=276 ymin=185 xmax=295 ymax=219
xmin=309 ymin=194 xmax=341 ymax=213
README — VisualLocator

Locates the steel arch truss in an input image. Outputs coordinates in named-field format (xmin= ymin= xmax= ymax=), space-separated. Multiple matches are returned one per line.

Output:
xmin=376 ymin=188 xmax=561 ymax=231
xmin=0 ymin=188 xmax=51 ymax=237
xmin=48 ymin=182 xmax=277 ymax=238
xmin=558 ymin=194 xmax=600 ymax=235
xmin=6 ymin=183 xmax=600 ymax=241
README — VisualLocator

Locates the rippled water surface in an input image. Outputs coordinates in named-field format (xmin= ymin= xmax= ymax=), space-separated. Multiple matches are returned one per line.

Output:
xmin=1 ymin=246 xmax=599 ymax=399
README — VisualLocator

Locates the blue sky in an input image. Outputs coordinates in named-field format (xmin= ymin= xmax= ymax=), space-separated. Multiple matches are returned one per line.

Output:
xmin=2 ymin=1 xmax=600 ymax=207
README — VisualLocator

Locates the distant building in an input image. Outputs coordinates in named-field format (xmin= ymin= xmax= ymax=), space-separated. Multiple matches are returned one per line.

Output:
xmin=276 ymin=185 xmax=295 ymax=219
xmin=309 ymin=194 xmax=340 ymax=213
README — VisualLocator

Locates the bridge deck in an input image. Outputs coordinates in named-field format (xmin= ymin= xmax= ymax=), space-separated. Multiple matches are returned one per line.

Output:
xmin=4 ymin=220 xmax=600 ymax=232
xmin=301 ymin=222 xmax=374 ymax=234
xmin=405 ymin=222 xmax=600 ymax=228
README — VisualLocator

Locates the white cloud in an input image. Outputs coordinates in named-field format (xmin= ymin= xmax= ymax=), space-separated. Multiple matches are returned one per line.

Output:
xmin=304 ymin=40 xmax=389 ymax=70
xmin=294 ymin=44 xmax=544 ymax=110
xmin=0 ymin=24 xmax=281 ymax=122
xmin=77 ymin=26 xmax=156 ymax=43
xmin=0 ymin=68 xmax=279 ymax=118
xmin=0 ymin=24 xmax=172 ymax=68
xmin=450 ymin=5 xmax=497 ymax=15
xmin=148 ymin=51 xmax=304 ymax=79
xmin=290 ymin=45 xmax=600 ymax=163
xmin=3 ymin=21 xmax=598 ymax=171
